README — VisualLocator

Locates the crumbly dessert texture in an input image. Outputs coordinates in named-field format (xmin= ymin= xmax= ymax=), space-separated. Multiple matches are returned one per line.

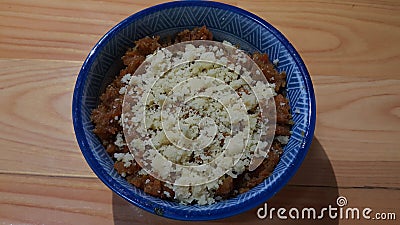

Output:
xmin=91 ymin=26 xmax=292 ymax=205
xmin=122 ymin=41 xmax=278 ymax=205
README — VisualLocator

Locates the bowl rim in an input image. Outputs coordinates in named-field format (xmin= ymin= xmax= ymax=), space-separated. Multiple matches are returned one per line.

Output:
xmin=73 ymin=0 xmax=316 ymax=221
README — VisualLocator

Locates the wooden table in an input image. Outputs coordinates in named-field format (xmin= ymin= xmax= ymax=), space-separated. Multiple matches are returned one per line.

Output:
xmin=1 ymin=0 xmax=399 ymax=224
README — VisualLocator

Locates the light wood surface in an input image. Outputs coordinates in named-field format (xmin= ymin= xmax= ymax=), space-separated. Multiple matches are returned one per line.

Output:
xmin=0 ymin=0 xmax=399 ymax=224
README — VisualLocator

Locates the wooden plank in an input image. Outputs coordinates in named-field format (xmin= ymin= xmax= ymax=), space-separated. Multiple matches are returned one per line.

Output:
xmin=0 ymin=174 xmax=112 ymax=225
xmin=1 ymin=0 xmax=399 ymax=78
xmin=0 ymin=59 xmax=94 ymax=177
xmin=0 ymin=173 xmax=398 ymax=225
xmin=240 ymin=0 xmax=400 ymax=78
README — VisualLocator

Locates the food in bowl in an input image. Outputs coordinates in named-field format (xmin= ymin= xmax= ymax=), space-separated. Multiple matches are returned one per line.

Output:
xmin=90 ymin=26 xmax=293 ymax=205
xmin=73 ymin=1 xmax=316 ymax=220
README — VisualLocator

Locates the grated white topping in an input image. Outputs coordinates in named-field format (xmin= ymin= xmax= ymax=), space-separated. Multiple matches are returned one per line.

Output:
xmin=276 ymin=135 xmax=290 ymax=145
xmin=114 ymin=133 xmax=126 ymax=148
xmin=120 ymin=41 xmax=278 ymax=205
xmin=114 ymin=152 xmax=134 ymax=168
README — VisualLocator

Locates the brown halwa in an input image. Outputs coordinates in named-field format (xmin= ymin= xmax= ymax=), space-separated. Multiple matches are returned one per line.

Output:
xmin=91 ymin=26 xmax=292 ymax=202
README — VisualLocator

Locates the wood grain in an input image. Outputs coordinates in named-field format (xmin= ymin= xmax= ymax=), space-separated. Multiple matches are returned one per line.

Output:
xmin=0 ymin=0 xmax=399 ymax=224
xmin=0 ymin=59 xmax=94 ymax=177
xmin=242 ymin=0 xmax=400 ymax=78
xmin=1 ymin=173 xmax=398 ymax=225
xmin=1 ymin=0 xmax=399 ymax=77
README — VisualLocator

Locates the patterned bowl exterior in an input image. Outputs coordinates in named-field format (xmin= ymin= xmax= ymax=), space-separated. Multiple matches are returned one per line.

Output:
xmin=73 ymin=1 xmax=316 ymax=221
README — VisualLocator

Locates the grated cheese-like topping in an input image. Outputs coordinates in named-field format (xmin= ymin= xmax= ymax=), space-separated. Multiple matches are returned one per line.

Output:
xmin=276 ymin=135 xmax=290 ymax=145
xmin=121 ymin=40 xmax=277 ymax=205
xmin=114 ymin=152 xmax=134 ymax=168
xmin=114 ymin=133 xmax=126 ymax=148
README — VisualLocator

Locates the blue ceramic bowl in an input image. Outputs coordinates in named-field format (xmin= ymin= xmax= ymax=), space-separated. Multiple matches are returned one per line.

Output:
xmin=73 ymin=1 xmax=315 ymax=221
